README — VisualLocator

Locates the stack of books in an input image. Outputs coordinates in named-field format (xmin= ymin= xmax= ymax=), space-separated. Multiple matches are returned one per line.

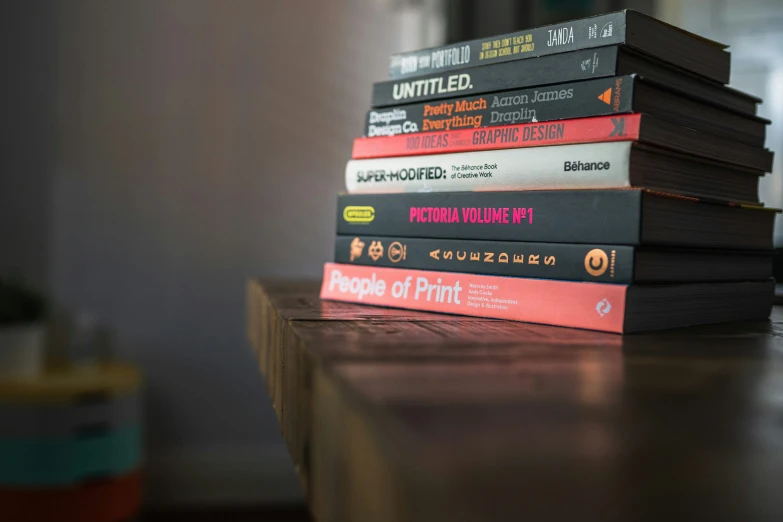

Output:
xmin=320 ymin=10 xmax=777 ymax=333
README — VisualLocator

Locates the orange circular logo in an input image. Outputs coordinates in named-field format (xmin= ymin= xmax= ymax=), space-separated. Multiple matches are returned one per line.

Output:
xmin=388 ymin=242 xmax=405 ymax=263
xmin=584 ymin=249 xmax=608 ymax=276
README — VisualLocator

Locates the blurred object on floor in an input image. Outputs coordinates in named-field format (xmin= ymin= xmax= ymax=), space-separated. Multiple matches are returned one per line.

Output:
xmin=142 ymin=505 xmax=312 ymax=522
xmin=0 ymin=362 xmax=143 ymax=521
xmin=0 ymin=276 xmax=48 ymax=379
xmin=2 ymin=471 xmax=142 ymax=522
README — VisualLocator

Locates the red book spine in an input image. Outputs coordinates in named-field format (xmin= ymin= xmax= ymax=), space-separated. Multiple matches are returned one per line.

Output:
xmin=320 ymin=263 xmax=627 ymax=333
xmin=352 ymin=114 xmax=641 ymax=159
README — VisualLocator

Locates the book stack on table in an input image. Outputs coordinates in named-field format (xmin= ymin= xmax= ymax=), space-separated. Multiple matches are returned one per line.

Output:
xmin=321 ymin=10 xmax=778 ymax=333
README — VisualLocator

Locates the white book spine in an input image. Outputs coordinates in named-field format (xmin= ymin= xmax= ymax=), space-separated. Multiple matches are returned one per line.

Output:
xmin=345 ymin=141 xmax=633 ymax=194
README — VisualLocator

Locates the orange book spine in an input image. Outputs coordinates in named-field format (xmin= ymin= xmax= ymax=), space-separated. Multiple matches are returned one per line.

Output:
xmin=320 ymin=263 xmax=627 ymax=333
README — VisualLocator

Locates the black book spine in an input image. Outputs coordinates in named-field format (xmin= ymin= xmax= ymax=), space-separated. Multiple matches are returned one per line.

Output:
xmin=365 ymin=75 xmax=635 ymax=137
xmin=372 ymin=46 xmax=621 ymax=107
xmin=335 ymin=236 xmax=635 ymax=283
xmin=389 ymin=12 xmax=627 ymax=79
xmin=337 ymin=191 xmax=643 ymax=244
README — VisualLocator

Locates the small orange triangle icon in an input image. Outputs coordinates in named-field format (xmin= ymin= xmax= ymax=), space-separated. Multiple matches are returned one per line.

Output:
xmin=598 ymin=88 xmax=611 ymax=104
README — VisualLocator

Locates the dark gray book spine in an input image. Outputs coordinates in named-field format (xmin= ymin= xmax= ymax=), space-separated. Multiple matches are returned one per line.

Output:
xmin=365 ymin=75 xmax=635 ymax=137
xmin=373 ymin=46 xmax=621 ymax=107
xmin=336 ymin=191 xmax=643 ymax=244
xmin=334 ymin=236 xmax=635 ymax=283
xmin=389 ymin=12 xmax=627 ymax=78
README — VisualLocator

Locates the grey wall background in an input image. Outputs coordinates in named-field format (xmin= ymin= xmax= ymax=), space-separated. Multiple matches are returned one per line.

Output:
xmin=2 ymin=2 xmax=58 ymax=289
xmin=657 ymin=0 xmax=783 ymax=244
xmin=4 ymin=0 xmax=443 ymax=506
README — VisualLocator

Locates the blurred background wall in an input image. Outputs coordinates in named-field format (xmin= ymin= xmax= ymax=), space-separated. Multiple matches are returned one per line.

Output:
xmin=4 ymin=0 xmax=443 ymax=507
xmin=658 ymin=0 xmax=783 ymax=242
xmin=3 ymin=0 xmax=782 ymax=509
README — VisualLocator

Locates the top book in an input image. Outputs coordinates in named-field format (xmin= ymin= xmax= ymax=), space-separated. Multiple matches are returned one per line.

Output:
xmin=389 ymin=10 xmax=730 ymax=84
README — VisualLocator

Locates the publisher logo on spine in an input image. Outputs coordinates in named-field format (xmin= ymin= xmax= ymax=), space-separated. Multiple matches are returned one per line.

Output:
xmin=584 ymin=249 xmax=616 ymax=277
xmin=612 ymin=77 xmax=623 ymax=111
xmin=595 ymin=298 xmax=612 ymax=317
xmin=343 ymin=206 xmax=375 ymax=224
xmin=349 ymin=238 xmax=365 ymax=261
xmin=367 ymin=241 xmax=384 ymax=261
xmin=584 ymin=249 xmax=608 ymax=276
xmin=388 ymin=242 xmax=406 ymax=263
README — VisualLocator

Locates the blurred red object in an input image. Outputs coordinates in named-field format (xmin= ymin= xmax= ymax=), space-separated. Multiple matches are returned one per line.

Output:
xmin=0 ymin=469 xmax=141 ymax=522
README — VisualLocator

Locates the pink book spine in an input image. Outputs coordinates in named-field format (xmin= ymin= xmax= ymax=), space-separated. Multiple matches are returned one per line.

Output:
xmin=320 ymin=263 xmax=628 ymax=333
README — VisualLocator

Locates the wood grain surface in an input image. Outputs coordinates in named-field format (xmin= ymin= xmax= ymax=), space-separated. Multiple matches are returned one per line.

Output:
xmin=247 ymin=280 xmax=783 ymax=522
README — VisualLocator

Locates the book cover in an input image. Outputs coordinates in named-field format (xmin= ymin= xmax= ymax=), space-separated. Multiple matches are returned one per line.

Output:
xmin=335 ymin=236 xmax=633 ymax=283
xmin=389 ymin=12 xmax=629 ymax=78
xmin=365 ymin=76 xmax=633 ymax=137
xmin=320 ymin=263 xmax=628 ymax=332
xmin=388 ymin=11 xmax=728 ymax=82
xmin=354 ymin=114 xmax=638 ymax=159
xmin=373 ymin=46 xmax=620 ymax=107
xmin=336 ymin=190 xmax=776 ymax=249
xmin=346 ymin=141 xmax=633 ymax=194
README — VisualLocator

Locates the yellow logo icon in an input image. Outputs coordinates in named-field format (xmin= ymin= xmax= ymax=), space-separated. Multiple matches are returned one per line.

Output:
xmin=584 ymin=249 xmax=608 ymax=276
xmin=388 ymin=242 xmax=406 ymax=263
xmin=349 ymin=237 xmax=365 ymax=262
xmin=598 ymin=87 xmax=612 ymax=104
xmin=368 ymin=241 xmax=384 ymax=261
xmin=343 ymin=206 xmax=375 ymax=223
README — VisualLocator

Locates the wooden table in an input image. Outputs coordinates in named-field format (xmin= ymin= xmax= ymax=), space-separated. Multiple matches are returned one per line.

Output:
xmin=246 ymin=280 xmax=783 ymax=522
